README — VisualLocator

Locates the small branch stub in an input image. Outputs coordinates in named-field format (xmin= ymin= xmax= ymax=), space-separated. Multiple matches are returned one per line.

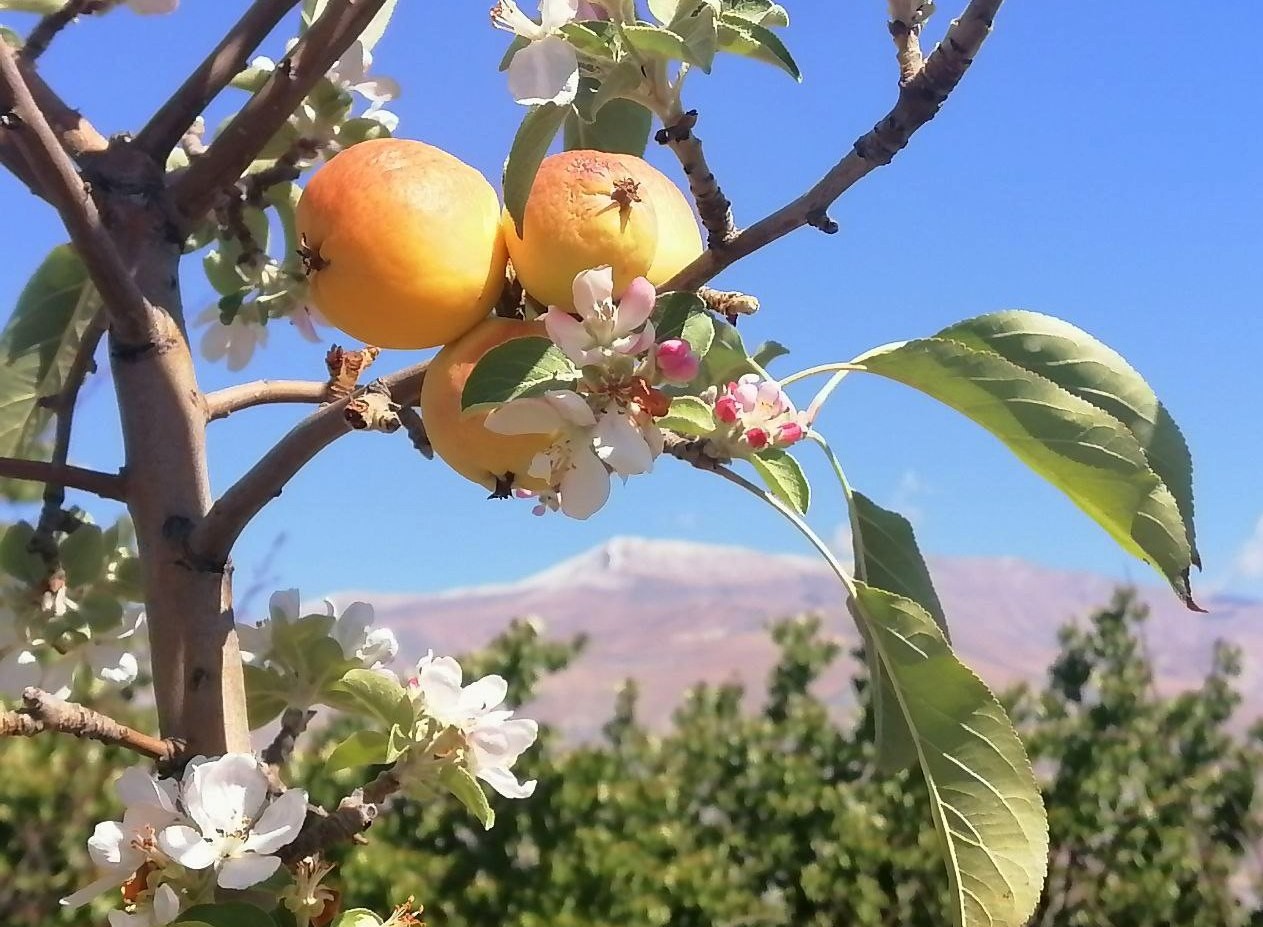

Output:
xmin=655 ymin=109 xmax=736 ymax=249
xmin=345 ymin=380 xmax=401 ymax=432
xmin=698 ymin=287 xmax=760 ymax=325
xmin=325 ymin=345 xmax=381 ymax=403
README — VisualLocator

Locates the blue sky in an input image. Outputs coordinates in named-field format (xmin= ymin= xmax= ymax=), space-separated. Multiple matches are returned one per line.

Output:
xmin=0 ymin=1 xmax=1259 ymax=613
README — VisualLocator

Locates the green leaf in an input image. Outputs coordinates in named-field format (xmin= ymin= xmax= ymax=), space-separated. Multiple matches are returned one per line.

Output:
xmin=559 ymin=21 xmax=616 ymax=59
xmin=578 ymin=60 xmax=646 ymax=121
xmin=0 ymin=521 xmax=45 ymax=585
xmin=665 ymin=0 xmax=719 ymax=72
xmin=440 ymin=764 xmax=495 ymax=830
xmin=243 ymin=664 xmax=291 ymax=730
xmin=856 ymin=337 xmax=1198 ymax=608
xmin=935 ymin=310 xmax=1200 ymax=568
xmin=333 ymin=910 xmax=385 ymax=927
xmin=651 ymin=291 xmax=708 ymax=341
xmin=751 ymin=448 xmax=809 ymax=514
xmin=621 ymin=24 xmax=702 ymax=67
xmin=850 ymin=492 xmax=948 ymax=772
xmin=499 ymin=34 xmax=530 ymax=71
xmin=694 ymin=318 xmax=753 ymax=387
xmin=177 ymin=903 xmax=276 ymax=927
xmin=564 ymin=99 xmax=653 ymax=157
xmin=270 ymin=614 xmax=350 ymax=691
xmin=338 ymin=116 xmax=394 ymax=146
xmin=326 ymin=729 xmax=391 ymax=772
xmin=648 ymin=0 xmax=680 ymax=22
xmin=751 ymin=339 xmax=790 ymax=368
xmin=716 ymin=12 xmax=801 ymax=80
xmin=203 ymin=250 xmax=248 ymax=297
xmin=680 ymin=312 xmax=716 ymax=359
xmin=229 ymin=65 xmax=272 ymax=93
xmin=851 ymin=584 xmax=1049 ymax=927
xmin=503 ymin=103 xmax=568 ymax=233
xmin=1 ymin=25 xmax=22 ymax=47
xmin=60 ymin=524 xmax=105 ymax=587
xmin=657 ymin=396 xmax=716 ymax=436
xmin=325 ymin=668 xmax=414 ymax=731
xmin=461 ymin=337 xmax=580 ymax=411
xmin=79 ymin=592 xmax=124 ymax=633
xmin=722 ymin=0 xmax=790 ymax=26
xmin=0 ymin=246 xmax=98 ymax=459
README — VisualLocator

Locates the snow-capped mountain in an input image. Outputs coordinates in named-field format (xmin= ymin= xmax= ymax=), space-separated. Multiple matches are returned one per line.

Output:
xmin=352 ymin=537 xmax=1263 ymax=740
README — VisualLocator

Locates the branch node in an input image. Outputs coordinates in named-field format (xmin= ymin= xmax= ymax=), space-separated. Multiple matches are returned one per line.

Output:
xmin=698 ymin=287 xmax=760 ymax=324
xmin=344 ymin=380 xmax=401 ymax=433
xmin=325 ymin=345 xmax=381 ymax=402
xmin=806 ymin=209 xmax=840 ymax=235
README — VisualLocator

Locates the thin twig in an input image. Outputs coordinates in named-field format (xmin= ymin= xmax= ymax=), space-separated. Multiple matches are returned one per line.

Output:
xmin=189 ymin=361 xmax=428 ymax=569
xmin=0 ymin=44 xmax=153 ymax=344
xmin=2 ymin=687 xmax=182 ymax=761
xmin=31 ymin=311 xmax=109 ymax=569
xmin=0 ymin=456 xmax=125 ymax=500
xmin=263 ymin=706 xmax=315 ymax=786
xmin=241 ymin=135 xmax=324 ymax=205
xmin=655 ymin=109 xmax=735 ymax=248
xmin=204 ymin=379 xmax=332 ymax=422
xmin=663 ymin=0 xmax=1005 ymax=292
xmin=171 ymin=0 xmax=392 ymax=228
xmin=21 ymin=0 xmax=107 ymax=62
xmin=136 ymin=0 xmax=303 ymax=159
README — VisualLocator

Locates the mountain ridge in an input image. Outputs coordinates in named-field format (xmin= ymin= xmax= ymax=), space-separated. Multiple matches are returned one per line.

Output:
xmin=337 ymin=536 xmax=1261 ymax=740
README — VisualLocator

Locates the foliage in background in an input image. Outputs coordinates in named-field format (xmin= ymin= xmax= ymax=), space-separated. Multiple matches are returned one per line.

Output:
xmin=5 ymin=591 xmax=1260 ymax=927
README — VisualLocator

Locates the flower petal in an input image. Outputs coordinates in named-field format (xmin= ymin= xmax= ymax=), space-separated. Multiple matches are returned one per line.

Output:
xmin=559 ymin=446 xmax=610 ymax=519
xmin=507 ymin=35 xmax=579 ymax=106
xmin=269 ymin=588 xmax=300 ymax=621
xmin=613 ymin=276 xmax=656 ymax=336
xmin=459 ymin=674 xmax=509 ymax=716
xmin=157 ymin=824 xmax=220 ymax=870
xmin=217 ymin=853 xmax=282 ymax=890
xmin=332 ymin=601 xmax=374 ymax=657
xmin=477 ymin=764 xmax=538 ymax=799
xmin=571 ymin=266 xmax=614 ymax=316
xmin=485 ymin=398 xmax=563 ymax=436
xmin=594 ymin=411 xmax=654 ymax=476
xmin=543 ymin=307 xmax=596 ymax=365
xmin=62 ymin=873 xmax=129 ymax=909
xmin=539 ymin=0 xmax=580 ymax=30
xmin=184 ymin=753 xmax=266 ymax=837
xmin=242 ymin=787 xmax=308 ymax=855
xmin=543 ymin=389 xmax=596 ymax=427
xmin=152 ymin=883 xmax=183 ymax=924
xmin=352 ymin=76 xmax=401 ymax=104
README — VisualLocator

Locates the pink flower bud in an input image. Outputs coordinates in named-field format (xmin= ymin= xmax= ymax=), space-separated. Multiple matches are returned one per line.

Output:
xmin=656 ymin=339 xmax=700 ymax=384
xmin=744 ymin=427 xmax=770 ymax=451
xmin=776 ymin=421 xmax=805 ymax=446
xmin=715 ymin=395 xmax=741 ymax=424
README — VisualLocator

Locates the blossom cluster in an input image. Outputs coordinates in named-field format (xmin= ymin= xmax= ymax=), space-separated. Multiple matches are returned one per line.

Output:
xmin=65 ymin=755 xmax=307 ymax=926
xmin=238 ymin=588 xmax=399 ymax=674
xmin=486 ymin=267 xmax=696 ymax=519
xmin=704 ymin=374 xmax=806 ymax=456
xmin=407 ymin=652 xmax=539 ymax=800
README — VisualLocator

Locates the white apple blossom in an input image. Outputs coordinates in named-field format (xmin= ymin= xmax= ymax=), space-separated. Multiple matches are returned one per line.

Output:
xmin=197 ymin=304 xmax=268 ymax=372
xmin=491 ymin=0 xmax=581 ymax=106
xmin=413 ymin=653 xmax=539 ymax=798
xmin=324 ymin=598 xmax=399 ymax=669
xmin=62 ymin=767 xmax=183 ymax=914
xmin=486 ymin=390 xmax=611 ymax=519
xmin=251 ymin=39 xmax=399 ymax=127
xmin=158 ymin=753 xmax=307 ymax=890
xmin=544 ymin=267 xmax=657 ymax=367
xmin=106 ymin=883 xmax=183 ymax=927
xmin=235 ymin=587 xmax=295 ymax=664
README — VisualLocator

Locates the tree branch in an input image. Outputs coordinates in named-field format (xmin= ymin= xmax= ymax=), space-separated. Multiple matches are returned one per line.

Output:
xmin=279 ymin=766 xmax=401 ymax=863
xmin=0 ymin=44 xmax=153 ymax=344
xmin=2 ymin=687 xmax=182 ymax=761
xmin=21 ymin=0 xmax=107 ymax=62
xmin=204 ymin=379 xmax=332 ymax=422
xmin=263 ymin=706 xmax=315 ymax=785
xmin=663 ymin=0 xmax=1004 ymax=292
xmin=0 ymin=456 xmax=124 ymax=500
xmin=170 ymin=0 xmax=391 ymax=227
xmin=655 ymin=108 xmax=735 ymax=248
xmin=189 ymin=361 xmax=428 ymax=569
xmin=136 ymin=0 xmax=302 ymax=160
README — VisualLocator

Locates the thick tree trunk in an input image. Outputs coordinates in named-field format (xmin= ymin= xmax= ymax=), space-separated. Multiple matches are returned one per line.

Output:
xmin=110 ymin=228 xmax=249 ymax=757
